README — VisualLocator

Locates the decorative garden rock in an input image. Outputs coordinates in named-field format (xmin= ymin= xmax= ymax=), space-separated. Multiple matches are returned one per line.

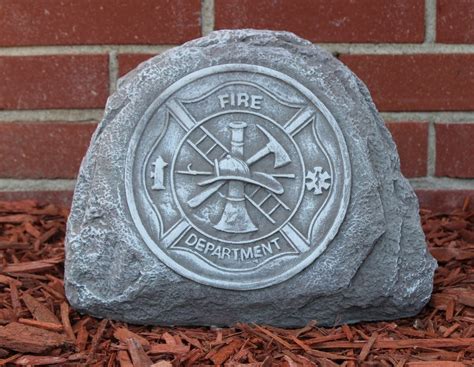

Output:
xmin=65 ymin=29 xmax=437 ymax=327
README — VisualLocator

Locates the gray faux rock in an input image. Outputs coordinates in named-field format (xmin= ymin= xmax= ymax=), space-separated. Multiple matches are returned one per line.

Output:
xmin=65 ymin=29 xmax=437 ymax=327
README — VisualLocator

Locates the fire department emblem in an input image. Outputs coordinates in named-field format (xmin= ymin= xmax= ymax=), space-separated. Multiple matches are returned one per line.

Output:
xmin=126 ymin=64 xmax=351 ymax=290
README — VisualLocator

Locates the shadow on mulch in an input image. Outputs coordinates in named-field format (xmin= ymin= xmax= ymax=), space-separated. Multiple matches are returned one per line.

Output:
xmin=0 ymin=199 xmax=473 ymax=366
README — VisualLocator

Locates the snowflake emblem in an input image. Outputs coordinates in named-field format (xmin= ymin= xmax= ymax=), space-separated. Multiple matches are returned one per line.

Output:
xmin=305 ymin=167 xmax=331 ymax=195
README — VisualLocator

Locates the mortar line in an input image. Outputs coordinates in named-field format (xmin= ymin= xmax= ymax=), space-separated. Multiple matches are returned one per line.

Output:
xmin=201 ymin=0 xmax=215 ymax=36
xmin=427 ymin=121 xmax=436 ymax=177
xmin=0 ymin=43 xmax=473 ymax=57
xmin=0 ymin=110 xmax=103 ymax=122
xmin=108 ymin=51 xmax=118 ymax=93
xmin=380 ymin=112 xmax=474 ymax=123
xmin=425 ymin=0 xmax=437 ymax=43
xmin=409 ymin=177 xmax=474 ymax=190
xmin=0 ymin=45 xmax=175 ymax=56
xmin=0 ymin=120 xmax=98 ymax=126
xmin=321 ymin=43 xmax=474 ymax=55
xmin=0 ymin=179 xmax=77 ymax=191
xmin=1 ymin=111 xmax=473 ymax=123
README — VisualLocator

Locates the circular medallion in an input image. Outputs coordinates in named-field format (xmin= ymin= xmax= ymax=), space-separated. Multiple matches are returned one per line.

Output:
xmin=126 ymin=64 xmax=351 ymax=290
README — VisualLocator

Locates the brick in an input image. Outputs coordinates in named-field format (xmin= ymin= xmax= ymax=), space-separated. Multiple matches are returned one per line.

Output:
xmin=0 ymin=55 xmax=108 ymax=110
xmin=0 ymin=0 xmax=201 ymax=46
xmin=340 ymin=55 xmax=474 ymax=111
xmin=435 ymin=123 xmax=474 ymax=178
xmin=215 ymin=0 xmax=424 ymax=43
xmin=437 ymin=0 xmax=474 ymax=43
xmin=416 ymin=190 xmax=474 ymax=212
xmin=118 ymin=54 xmax=155 ymax=77
xmin=386 ymin=122 xmax=428 ymax=178
xmin=0 ymin=192 xmax=73 ymax=208
xmin=0 ymin=123 xmax=96 ymax=179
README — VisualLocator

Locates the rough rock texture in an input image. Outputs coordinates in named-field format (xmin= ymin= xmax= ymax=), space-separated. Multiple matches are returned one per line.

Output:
xmin=65 ymin=30 xmax=437 ymax=327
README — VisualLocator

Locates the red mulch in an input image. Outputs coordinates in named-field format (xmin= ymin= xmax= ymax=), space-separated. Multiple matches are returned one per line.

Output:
xmin=0 ymin=200 xmax=473 ymax=367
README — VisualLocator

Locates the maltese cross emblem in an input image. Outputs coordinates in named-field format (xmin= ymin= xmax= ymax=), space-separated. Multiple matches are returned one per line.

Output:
xmin=126 ymin=64 xmax=351 ymax=290
xmin=183 ymin=122 xmax=291 ymax=234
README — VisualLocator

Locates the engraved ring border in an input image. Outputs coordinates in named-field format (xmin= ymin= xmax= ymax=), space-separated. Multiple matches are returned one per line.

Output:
xmin=125 ymin=64 xmax=351 ymax=290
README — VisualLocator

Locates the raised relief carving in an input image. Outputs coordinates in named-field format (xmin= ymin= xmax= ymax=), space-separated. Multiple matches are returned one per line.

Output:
xmin=182 ymin=121 xmax=294 ymax=235
xmin=125 ymin=64 xmax=351 ymax=290
xmin=305 ymin=167 xmax=331 ymax=195
xmin=151 ymin=156 xmax=168 ymax=190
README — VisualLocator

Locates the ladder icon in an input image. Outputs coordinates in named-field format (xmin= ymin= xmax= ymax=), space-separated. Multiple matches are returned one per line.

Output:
xmin=187 ymin=127 xmax=229 ymax=166
xmin=245 ymin=186 xmax=290 ymax=224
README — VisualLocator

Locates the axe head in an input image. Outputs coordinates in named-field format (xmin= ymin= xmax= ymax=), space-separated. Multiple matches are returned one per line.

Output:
xmin=257 ymin=125 xmax=291 ymax=168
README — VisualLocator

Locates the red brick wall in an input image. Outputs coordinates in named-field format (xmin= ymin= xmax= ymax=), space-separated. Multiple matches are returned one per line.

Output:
xmin=0 ymin=0 xmax=472 ymax=210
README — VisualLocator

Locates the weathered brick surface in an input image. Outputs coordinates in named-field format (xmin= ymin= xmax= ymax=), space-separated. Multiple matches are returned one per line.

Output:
xmin=118 ymin=54 xmax=156 ymax=77
xmin=416 ymin=190 xmax=474 ymax=212
xmin=215 ymin=0 xmax=424 ymax=43
xmin=0 ymin=55 xmax=108 ymax=110
xmin=0 ymin=123 xmax=96 ymax=179
xmin=0 ymin=0 xmax=201 ymax=46
xmin=435 ymin=123 xmax=474 ymax=178
xmin=0 ymin=1 xmax=472 ymax=207
xmin=340 ymin=55 xmax=474 ymax=111
xmin=437 ymin=0 xmax=474 ymax=43
xmin=386 ymin=122 xmax=428 ymax=178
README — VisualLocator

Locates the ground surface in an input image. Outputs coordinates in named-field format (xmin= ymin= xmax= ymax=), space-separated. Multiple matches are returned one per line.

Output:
xmin=0 ymin=200 xmax=473 ymax=366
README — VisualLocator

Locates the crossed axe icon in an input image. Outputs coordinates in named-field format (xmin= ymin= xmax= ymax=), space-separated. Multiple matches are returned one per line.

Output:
xmin=180 ymin=122 xmax=292 ymax=233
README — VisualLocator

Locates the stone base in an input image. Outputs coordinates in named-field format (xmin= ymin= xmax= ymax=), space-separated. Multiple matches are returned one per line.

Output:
xmin=65 ymin=30 xmax=437 ymax=327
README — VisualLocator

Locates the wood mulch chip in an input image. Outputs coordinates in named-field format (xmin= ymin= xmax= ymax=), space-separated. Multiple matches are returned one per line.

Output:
xmin=0 ymin=199 xmax=473 ymax=366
